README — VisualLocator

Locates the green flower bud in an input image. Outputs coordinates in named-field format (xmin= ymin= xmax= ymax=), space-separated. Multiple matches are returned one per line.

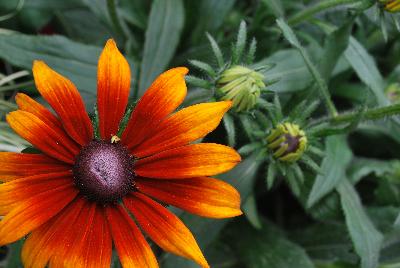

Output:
xmin=379 ymin=0 xmax=400 ymax=12
xmin=217 ymin=65 xmax=265 ymax=112
xmin=266 ymin=123 xmax=307 ymax=163
xmin=385 ymin=83 xmax=400 ymax=103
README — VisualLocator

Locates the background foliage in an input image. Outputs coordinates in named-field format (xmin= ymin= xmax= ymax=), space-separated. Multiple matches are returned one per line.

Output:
xmin=1 ymin=0 xmax=400 ymax=267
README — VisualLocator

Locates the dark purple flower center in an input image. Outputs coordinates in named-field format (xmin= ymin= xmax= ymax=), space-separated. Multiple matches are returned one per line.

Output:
xmin=283 ymin=134 xmax=300 ymax=154
xmin=73 ymin=140 xmax=135 ymax=204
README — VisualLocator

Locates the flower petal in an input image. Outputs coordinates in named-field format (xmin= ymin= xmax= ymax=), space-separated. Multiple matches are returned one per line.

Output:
xmin=32 ymin=60 xmax=93 ymax=145
xmin=0 ymin=183 xmax=78 ymax=246
xmin=136 ymin=177 xmax=242 ymax=218
xmin=124 ymin=192 xmax=209 ymax=268
xmin=97 ymin=39 xmax=131 ymax=140
xmin=63 ymin=206 xmax=112 ymax=268
xmin=15 ymin=93 xmax=63 ymax=130
xmin=121 ymin=67 xmax=188 ymax=150
xmin=0 ymin=171 xmax=73 ymax=215
xmin=106 ymin=205 xmax=158 ymax=268
xmin=6 ymin=110 xmax=80 ymax=164
xmin=135 ymin=143 xmax=241 ymax=179
xmin=21 ymin=198 xmax=86 ymax=268
xmin=132 ymin=101 xmax=232 ymax=157
xmin=0 ymin=152 xmax=70 ymax=181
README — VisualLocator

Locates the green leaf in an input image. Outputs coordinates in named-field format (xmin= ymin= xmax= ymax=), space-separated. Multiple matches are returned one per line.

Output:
xmin=138 ymin=0 xmax=184 ymax=95
xmin=224 ymin=219 xmax=315 ymax=268
xmin=290 ymin=223 xmax=357 ymax=264
xmin=190 ymin=0 xmax=236 ymax=44
xmin=206 ymin=33 xmax=225 ymax=68
xmin=344 ymin=37 xmax=389 ymax=106
xmin=242 ymin=194 xmax=262 ymax=229
xmin=319 ymin=20 xmax=353 ymax=81
xmin=0 ymin=33 xmax=101 ymax=107
xmin=307 ymin=135 xmax=353 ymax=208
xmin=223 ymin=113 xmax=236 ymax=147
xmin=232 ymin=20 xmax=247 ymax=64
xmin=337 ymin=179 xmax=383 ymax=268
xmin=261 ymin=0 xmax=284 ymax=18
xmin=348 ymin=157 xmax=394 ymax=184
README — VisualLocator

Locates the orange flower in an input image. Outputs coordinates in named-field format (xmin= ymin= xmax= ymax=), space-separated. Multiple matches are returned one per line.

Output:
xmin=0 ymin=39 xmax=242 ymax=268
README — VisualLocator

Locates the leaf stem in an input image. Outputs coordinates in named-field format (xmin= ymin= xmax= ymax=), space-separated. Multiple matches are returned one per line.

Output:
xmin=288 ymin=0 xmax=362 ymax=25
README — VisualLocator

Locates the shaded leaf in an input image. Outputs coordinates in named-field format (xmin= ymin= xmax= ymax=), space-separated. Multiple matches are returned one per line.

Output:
xmin=337 ymin=179 xmax=383 ymax=268
xmin=138 ymin=0 xmax=184 ymax=95
xmin=307 ymin=135 xmax=353 ymax=208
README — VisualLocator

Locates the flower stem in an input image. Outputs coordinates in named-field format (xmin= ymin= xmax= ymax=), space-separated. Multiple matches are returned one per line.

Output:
xmin=331 ymin=103 xmax=400 ymax=124
xmin=288 ymin=0 xmax=363 ymax=25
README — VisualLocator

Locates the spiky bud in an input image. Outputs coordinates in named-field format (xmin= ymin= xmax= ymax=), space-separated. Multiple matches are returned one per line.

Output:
xmin=217 ymin=65 xmax=265 ymax=112
xmin=266 ymin=123 xmax=307 ymax=163
xmin=379 ymin=0 xmax=400 ymax=12
xmin=386 ymin=83 xmax=400 ymax=103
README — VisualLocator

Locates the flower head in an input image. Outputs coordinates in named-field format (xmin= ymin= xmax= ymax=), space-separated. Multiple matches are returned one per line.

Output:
xmin=266 ymin=122 xmax=307 ymax=163
xmin=0 ymin=39 xmax=242 ymax=267
xmin=379 ymin=0 xmax=400 ymax=12
xmin=217 ymin=65 xmax=265 ymax=112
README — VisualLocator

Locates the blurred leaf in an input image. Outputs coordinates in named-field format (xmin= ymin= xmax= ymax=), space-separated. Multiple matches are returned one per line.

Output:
xmin=224 ymin=219 xmax=315 ymax=268
xmin=291 ymin=223 xmax=357 ymax=264
xmin=5 ymin=240 xmax=23 ymax=268
xmin=161 ymin=152 xmax=263 ymax=267
xmin=242 ymin=194 xmax=262 ymax=229
xmin=138 ymin=0 xmax=184 ymax=95
xmin=190 ymin=0 xmax=236 ymax=43
xmin=119 ymin=0 xmax=148 ymax=30
xmin=319 ymin=20 xmax=353 ymax=81
xmin=344 ymin=37 xmax=389 ymax=106
xmin=0 ymin=0 xmax=83 ymax=10
xmin=261 ymin=0 xmax=284 ymax=18
xmin=307 ymin=135 xmax=353 ymax=208
xmin=255 ymin=48 xmax=312 ymax=93
xmin=223 ymin=113 xmax=236 ymax=147
xmin=0 ymin=33 xmax=100 ymax=106
xmin=337 ymin=179 xmax=383 ymax=268
xmin=56 ymin=9 xmax=111 ymax=45
xmin=348 ymin=158 xmax=394 ymax=184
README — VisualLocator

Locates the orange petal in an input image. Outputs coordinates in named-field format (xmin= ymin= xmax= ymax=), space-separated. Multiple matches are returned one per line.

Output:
xmin=22 ymin=197 xmax=86 ymax=268
xmin=124 ymin=192 xmax=209 ymax=268
xmin=15 ymin=93 xmax=63 ymax=131
xmin=135 ymin=143 xmax=241 ymax=179
xmin=0 ymin=183 xmax=78 ymax=246
xmin=136 ymin=177 xmax=242 ymax=219
xmin=132 ymin=101 xmax=232 ymax=157
xmin=63 ymin=206 xmax=112 ymax=268
xmin=32 ymin=60 xmax=93 ymax=145
xmin=6 ymin=110 xmax=80 ymax=164
xmin=97 ymin=39 xmax=131 ymax=140
xmin=121 ymin=67 xmax=188 ymax=150
xmin=0 ymin=152 xmax=70 ymax=181
xmin=106 ymin=205 xmax=158 ymax=268
xmin=0 ymin=171 xmax=73 ymax=215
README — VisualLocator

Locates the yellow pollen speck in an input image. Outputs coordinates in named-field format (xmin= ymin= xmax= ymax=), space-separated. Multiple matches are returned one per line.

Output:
xmin=111 ymin=135 xmax=121 ymax=144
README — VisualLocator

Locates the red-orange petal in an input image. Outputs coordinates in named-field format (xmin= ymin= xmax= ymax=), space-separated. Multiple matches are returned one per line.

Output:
xmin=106 ymin=205 xmax=158 ymax=268
xmin=15 ymin=93 xmax=63 ymax=131
xmin=121 ymin=67 xmax=188 ymax=150
xmin=21 ymin=198 xmax=86 ymax=268
xmin=6 ymin=110 xmax=80 ymax=164
xmin=136 ymin=177 xmax=242 ymax=219
xmin=132 ymin=101 xmax=232 ymax=157
xmin=32 ymin=60 xmax=93 ymax=145
xmin=135 ymin=143 xmax=241 ymax=179
xmin=124 ymin=192 xmax=209 ymax=268
xmin=0 ymin=183 xmax=78 ymax=246
xmin=0 ymin=152 xmax=70 ymax=181
xmin=97 ymin=39 xmax=131 ymax=140
xmin=0 ymin=171 xmax=73 ymax=215
xmin=63 ymin=206 xmax=112 ymax=268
